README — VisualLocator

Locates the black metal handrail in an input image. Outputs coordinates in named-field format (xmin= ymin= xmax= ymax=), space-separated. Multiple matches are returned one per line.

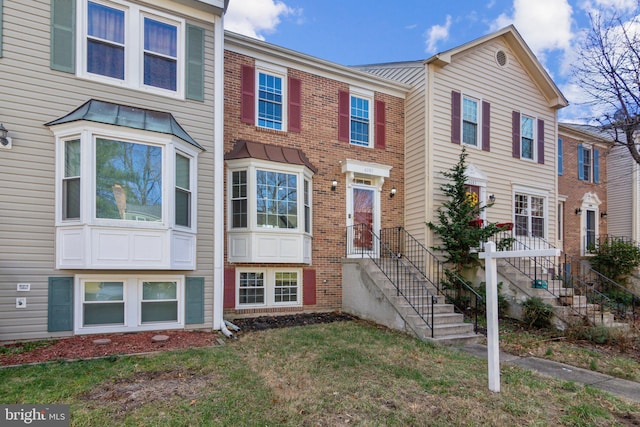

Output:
xmin=379 ymin=226 xmax=484 ymax=333
xmin=486 ymin=225 xmax=639 ymax=325
xmin=346 ymin=224 xmax=437 ymax=337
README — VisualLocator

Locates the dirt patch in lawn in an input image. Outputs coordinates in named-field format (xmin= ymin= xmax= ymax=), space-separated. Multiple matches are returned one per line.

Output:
xmin=80 ymin=367 xmax=218 ymax=413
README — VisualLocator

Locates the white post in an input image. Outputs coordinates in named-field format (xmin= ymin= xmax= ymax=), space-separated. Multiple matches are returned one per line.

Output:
xmin=483 ymin=241 xmax=501 ymax=393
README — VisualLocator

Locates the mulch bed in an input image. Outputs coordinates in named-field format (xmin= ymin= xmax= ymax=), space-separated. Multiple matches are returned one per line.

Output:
xmin=0 ymin=312 xmax=356 ymax=366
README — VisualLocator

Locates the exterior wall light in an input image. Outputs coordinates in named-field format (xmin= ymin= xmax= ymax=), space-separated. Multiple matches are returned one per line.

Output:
xmin=575 ymin=208 xmax=582 ymax=215
xmin=488 ymin=194 xmax=496 ymax=203
xmin=600 ymin=212 xmax=608 ymax=218
xmin=0 ymin=123 xmax=12 ymax=148
xmin=331 ymin=179 xmax=337 ymax=191
xmin=390 ymin=187 xmax=396 ymax=198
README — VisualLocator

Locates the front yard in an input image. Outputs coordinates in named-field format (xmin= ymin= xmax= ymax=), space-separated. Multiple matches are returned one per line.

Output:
xmin=1 ymin=318 xmax=639 ymax=426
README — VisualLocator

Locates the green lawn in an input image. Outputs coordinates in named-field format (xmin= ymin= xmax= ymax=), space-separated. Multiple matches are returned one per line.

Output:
xmin=1 ymin=320 xmax=639 ymax=426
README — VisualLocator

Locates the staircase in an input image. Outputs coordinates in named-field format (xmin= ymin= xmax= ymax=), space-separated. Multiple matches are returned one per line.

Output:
xmin=488 ymin=228 xmax=639 ymax=329
xmin=344 ymin=225 xmax=482 ymax=346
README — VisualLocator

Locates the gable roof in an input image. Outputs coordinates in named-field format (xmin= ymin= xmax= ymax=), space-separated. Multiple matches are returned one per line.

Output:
xmin=426 ymin=25 xmax=568 ymax=110
xmin=45 ymin=99 xmax=202 ymax=149
xmin=559 ymin=122 xmax=615 ymax=144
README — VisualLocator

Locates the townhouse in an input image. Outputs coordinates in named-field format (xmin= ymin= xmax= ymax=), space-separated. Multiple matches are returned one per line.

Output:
xmin=0 ymin=0 xmax=227 ymax=341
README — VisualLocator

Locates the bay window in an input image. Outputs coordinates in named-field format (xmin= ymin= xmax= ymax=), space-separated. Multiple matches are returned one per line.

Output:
xmin=49 ymin=100 xmax=201 ymax=269
xmin=226 ymin=154 xmax=314 ymax=264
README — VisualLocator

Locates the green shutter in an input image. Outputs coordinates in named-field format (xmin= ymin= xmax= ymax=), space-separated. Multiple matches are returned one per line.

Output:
xmin=185 ymin=24 xmax=205 ymax=101
xmin=185 ymin=277 xmax=205 ymax=324
xmin=48 ymin=277 xmax=74 ymax=332
xmin=50 ymin=0 xmax=75 ymax=73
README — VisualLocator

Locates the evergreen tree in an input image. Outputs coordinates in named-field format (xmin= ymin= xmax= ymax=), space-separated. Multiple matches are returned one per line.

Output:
xmin=427 ymin=147 xmax=506 ymax=273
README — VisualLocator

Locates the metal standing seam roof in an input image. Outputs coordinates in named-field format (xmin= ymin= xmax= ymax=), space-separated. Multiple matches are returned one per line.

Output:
xmin=224 ymin=139 xmax=318 ymax=173
xmin=45 ymin=99 xmax=203 ymax=150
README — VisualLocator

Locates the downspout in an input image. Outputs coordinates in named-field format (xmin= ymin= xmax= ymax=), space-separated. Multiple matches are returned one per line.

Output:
xmin=213 ymin=10 xmax=231 ymax=338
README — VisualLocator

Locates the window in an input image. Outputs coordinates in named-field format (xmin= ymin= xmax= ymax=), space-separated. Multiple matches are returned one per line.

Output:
xmin=141 ymin=281 xmax=178 ymax=323
xmin=578 ymin=144 xmax=600 ymax=183
xmin=258 ymin=71 xmax=283 ymax=130
xmin=237 ymin=269 xmax=301 ymax=307
xmin=63 ymin=139 xmax=81 ymax=220
xmin=96 ymin=138 xmax=162 ymax=222
xmin=77 ymin=276 xmax=184 ymax=332
xmin=462 ymin=96 xmax=478 ymax=146
xmin=83 ymin=281 xmax=125 ymax=326
xmin=350 ymin=94 xmax=370 ymax=146
xmin=515 ymin=194 xmax=545 ymax=238
xmin=229 ymin=161 xmax=312 ymax=234
xmin=175 ymin=153 xmax=191 ymax=227
xmin=80 ymin=0 xmax=184 ymax=96
xmin=521 ymin=115 xmax=535 ymax=160
xmin=231 ymin=170 xmax=248 ymax=228
xmin=257 ymin=170 xmax=297 ymax=229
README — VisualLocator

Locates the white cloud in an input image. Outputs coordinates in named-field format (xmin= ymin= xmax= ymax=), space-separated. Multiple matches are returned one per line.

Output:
xmin=424 ymin=15 xmax=452 ymax=53
xmin=582 ymin=0 xmax=638 ymax=12
xmin=490 ymin=0 xmax=574 ymax=55
xmin=224 ymin=0 xmax=298 ymax=40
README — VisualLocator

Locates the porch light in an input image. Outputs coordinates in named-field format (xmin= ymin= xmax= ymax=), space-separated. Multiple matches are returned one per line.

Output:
xmin=331 ymin=179 xmax=337 ymax=191
xmin=601 ymin=212 xmax=608 ymax=218
xmin=390 ymin=187 xmax=397 ymax=198
xmin=488 ymin=194 xmax=496 ymax=203
xmin=575 ymin=208 xmax=582 ymax=215
xmin=0 ymin=123 xmax=11 ymax=147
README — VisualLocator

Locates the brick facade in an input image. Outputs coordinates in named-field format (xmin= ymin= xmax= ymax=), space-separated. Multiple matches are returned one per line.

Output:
xmin=223 ymin=48 xmax=405 ymax=316
xmin=558 ymin=125 xmax=610 ymax=260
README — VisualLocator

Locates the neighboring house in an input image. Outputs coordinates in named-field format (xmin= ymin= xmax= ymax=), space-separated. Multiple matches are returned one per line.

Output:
xmin=0 ymin=0 xmax=227 ymax=341
xmin=607 ymin=135 xmax=640 ymax=242
xmin=357 ymin=26 xmax=568 ymax=253
xmin=222 ymin=31 xmax=407 ymax=316
xmin=557 ymin=123 xmax=610 ymax=259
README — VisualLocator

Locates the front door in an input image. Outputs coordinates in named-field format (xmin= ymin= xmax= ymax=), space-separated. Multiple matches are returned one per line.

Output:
xmin=352 ymin=187 xmax=375 ymax=251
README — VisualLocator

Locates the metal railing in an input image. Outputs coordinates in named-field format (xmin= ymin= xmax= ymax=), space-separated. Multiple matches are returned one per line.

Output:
xmin=346 ymin=224 xmax=437 ymax=337
xmin=379 ymin=226 xmax=484 ymax=333
xmin=486 ymin=226 xmax=639 ymax=325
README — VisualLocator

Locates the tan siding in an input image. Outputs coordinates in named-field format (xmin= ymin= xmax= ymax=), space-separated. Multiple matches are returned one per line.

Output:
xmin=0 ymin=0 xmax=219 ymax=340
xmin=607 ymin=145 xmax=634 ymax=238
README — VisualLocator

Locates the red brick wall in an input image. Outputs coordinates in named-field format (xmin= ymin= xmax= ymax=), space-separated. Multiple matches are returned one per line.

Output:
xmin=558 ymin=133 xmax=609 ymax=260
xmin=223 ymin=50 xmax=405 ymax=313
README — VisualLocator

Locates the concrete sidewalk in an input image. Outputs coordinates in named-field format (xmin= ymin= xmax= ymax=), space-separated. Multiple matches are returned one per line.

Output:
xmin=458 ymin=343 xmax=640 ymax=404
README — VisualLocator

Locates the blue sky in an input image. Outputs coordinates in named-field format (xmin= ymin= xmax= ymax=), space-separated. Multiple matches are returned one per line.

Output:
xmin=225 ymin=0 xmax=638 ymax=123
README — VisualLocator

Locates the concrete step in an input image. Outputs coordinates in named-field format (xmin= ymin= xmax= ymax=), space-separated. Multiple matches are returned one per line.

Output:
xmin=431 ymin=322 xmax=476 ymax=337
xmin=431 ymin=333 xmax=482 ymax=346
xmin=397 ymin=301 xmax=455 ymax=315
xmin=407 ymin=312 xmax=465 ymax=325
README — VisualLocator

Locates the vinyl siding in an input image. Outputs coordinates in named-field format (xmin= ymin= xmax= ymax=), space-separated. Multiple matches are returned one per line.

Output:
xmin=606 ymin=145 xmax=635 ymax=238
xmin=427 ymin=38 xmax=559 ymax=248
xmin=0 ymin=0 xmax=219 ymax=341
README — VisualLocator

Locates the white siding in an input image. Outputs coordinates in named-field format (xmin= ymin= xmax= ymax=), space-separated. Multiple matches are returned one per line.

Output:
xmin=0 ymin=0 xmax=219 ymax=340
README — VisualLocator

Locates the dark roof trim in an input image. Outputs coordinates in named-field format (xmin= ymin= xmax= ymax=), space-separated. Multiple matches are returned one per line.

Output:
xmin=45 ymin=99 xmax=203 ymax=150
xmin=225 ymin=140 xmax=318 ymax=173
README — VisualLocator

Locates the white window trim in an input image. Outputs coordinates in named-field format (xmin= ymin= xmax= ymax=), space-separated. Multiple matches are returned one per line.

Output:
xmin=255 ymin=61 xmax=288 ymax=131
xmin=175 ymin=149 xmax=196 ymax=230
xmin=512 ymin=185 xmax=549 ymax=239
xmin=74 ymin=274 xmax=185 ymax=334
xmin=520 ymin=113 xmax=537 ymax=162
xmin=52 ymin=121 xmax=199 ymax=232
xmin=579 ymin=192 xmax=602 ymax=256
xmin=76 ymin=0 xmax=186 ymax=99
xmin=236 ymin=268 xmax=302 ymax=309
xmin=581 ymin=144 xmax=594 ymax=182
xmin=349 ymin=86 xmax=374 ymax=148
xmin=226 ymin=158 xmax=313 ymax=236
xmin=461 ymin=93 xmax=481 ymax=149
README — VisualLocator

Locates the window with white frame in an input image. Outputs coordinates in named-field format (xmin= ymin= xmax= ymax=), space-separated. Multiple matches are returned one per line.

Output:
xmin=78 ymin=276 xmax=183 ymax=332
xmin=521 ymin=115 xmax=535 ymax=160
xmin=462 ymin=96 xmax=479 ymax=147
xmin=578 ymin=144 xmax=600 ymax=183
xmin=349 ymin=89 xmax=374 ymax=147
xmin=515 ymin=193 xmax=545 ymax=238
xmin=228 ymin=160 xmax=313 ymax=234
xmin=58 ymin=127 xmax=197 ymax=229
xmin=237 ymin=269 xmax=301 ymax=307
xmin=80 ymin=0 xmax=184 ymax=96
